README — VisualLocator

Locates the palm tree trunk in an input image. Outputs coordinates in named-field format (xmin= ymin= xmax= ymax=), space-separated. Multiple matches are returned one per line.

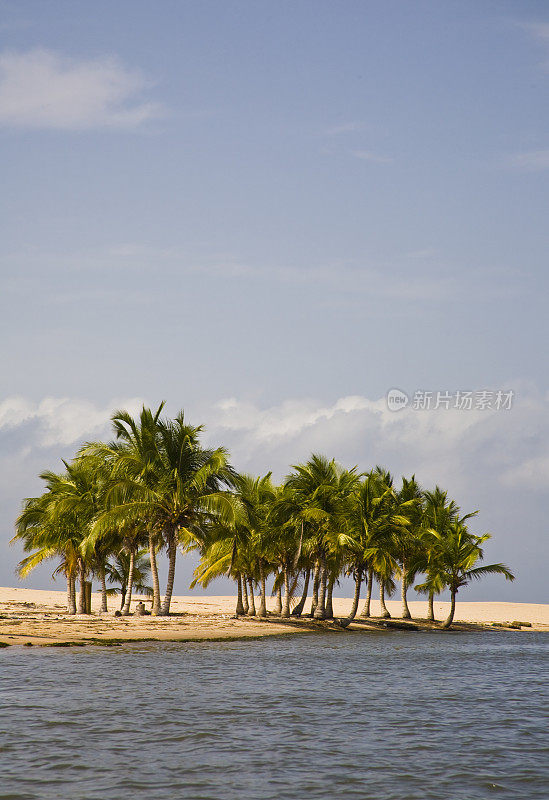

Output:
xmin=242 ymin=576 xmax=249 ymax=613
xmin=359 ymin=567 xmax=373 ymax=617
xmin=122 ymin=549 xmax=136 ymax=615
xmin=258 ymin=561 xmax=267 ymax=617
xmin=340 ymin=569 xmax=362 ymax=628
xmin=289 ymin=574 xmax=300 ymax=599
xmin=66 ymin=572 xmax=77 ymax=615
xmin=325 ymin=573 xmax=336 ymax=619
xmin=160 ymin=534 xmax=177 ymax=616
xmin=99 ymin=565 xmax=108 ymax=613
xmin=77 ymin=561 xmax=86 ymax=614
xmin=120 ymin=586 xmax=126 ymax=611
xmin=443 ymin=590 xmax=457 ymax=629
xmin=379 ymin=580 xmax=391 ymax=618
xmin=69 ymin=569 xmax=76 ymax=614
xmin=314 ymin=556 xmax=327 ymax=619
xmin=149 ymin=532 xmax=161 ymax=616
xmin=273 ymin=574 xmax=282 ymax=614
xmin=235 ymin=573 xmax=245 ymax=616
xmin=291 ymin=569 xmax=310 ymax=616
xmin=247 ymin=577 xmax=256 ymax=616
xmin=427 ymin=589 xmax=435 ymax=621
xmin=281 ymin=567 xmax=291 ymax=618
xmin=310 ymin=560 xmax=320 ymax=616
xmin=401 ymin=561 xmax=411 ymax=619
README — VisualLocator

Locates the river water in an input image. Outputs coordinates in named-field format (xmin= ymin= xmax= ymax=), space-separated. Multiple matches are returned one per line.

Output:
xmin=1 ymin=631 xmax=548 ymax=799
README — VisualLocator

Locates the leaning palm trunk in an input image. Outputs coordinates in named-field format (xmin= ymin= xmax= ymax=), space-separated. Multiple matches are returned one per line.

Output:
xmin=281 ymin=567 xmax=291 ymax=618
xmin=70 ymin=571 xmax=77 ymax=614
xmin=247 ymin=578 xmax=256 ymax=616
xmin=242 ymin=577 xmax=249 ymax=614
xmin=66 ymin=572 xmax=77 ymax=615
xmin=443 ymin=590 xmax=457 ymax=629
xmin=235 ymin=573 xmax=245 ymax=616
xmin=379 ymin=580 xmax=391 ymax=618
xmin=427 ymin=589 xmax=435 ymax=621
xmin=314 ymin=557 xmax=328 ymax=619
xmin=310 ymin=560 xmax=320 ymax=617
xmin=160 ymin=534 xmax=177 ymax=616
xmin=325 ymin=573 xmax=336 ymax=619
xmin=99 ymin=565 xmax=108 ymax=613
xmin=122 ymin=549 xmax=136 ymax=616
xmin=400 ymin=562 xmax=411 ymax=619
xmin=340 ymin=569 xmax=362 ymax=628
xmin=258 ymin=561 xmax=267 ymax=617
xmin=291 ymin=569 xmax=310 ymax=616
xmin=149 ymin=532 xmax=161 ymax=615
xmin=77 ymin=561 xmax=87 ymax=614
xmin=359 ymin=567 xmax=373 ymax=618
xmin=273 ymin=583 xmax=281 ymax=614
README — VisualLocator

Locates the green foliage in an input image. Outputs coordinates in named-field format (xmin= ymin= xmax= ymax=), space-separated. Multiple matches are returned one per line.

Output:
xmin=12 ymin=405 xmax=514 ymax=621
xmin=106 ymin=549 xmax=153 ymax=597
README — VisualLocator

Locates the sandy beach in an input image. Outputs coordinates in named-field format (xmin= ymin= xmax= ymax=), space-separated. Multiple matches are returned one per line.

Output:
xmin=1 ymin=586 xmax=547 ymax=646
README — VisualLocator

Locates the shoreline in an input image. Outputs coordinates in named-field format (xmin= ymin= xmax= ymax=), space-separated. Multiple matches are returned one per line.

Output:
xmin=1 ymin=587 xmax=548 ymax=647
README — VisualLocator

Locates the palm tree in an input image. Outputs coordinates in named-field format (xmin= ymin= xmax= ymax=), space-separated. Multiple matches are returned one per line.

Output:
xmin=415 ymin=487 xmax=461 ymax=620
xmin=353 ymin=470 xmax=403 ymax=619
xmin=106 ymin=549 xmax=153 ymax=611
xmin=284 ymin=455 xmax=360 ymax=619
xmin=291 ymin=565 xmax=312 ymax=617
xmin=393 ymin=475 xmax=424 ymax=619
xmin=43 ymin=454 xmax=115 ymax=613
xmin=83 ymin=404 xmax=167 ymax=614
xmin=233 ymin=473 xmax=276 ymax=617
xmin=10 ymin=497 xmax=80 ymax=614
xmin=12 ymin=486 xmax=81 ymax=614
xmin=101 ymin=521 xmax=150 ymax=615
xmin=268 ymin=484 xmax=304 ymax=618
xmin=92 ymin=405 xmax=235 ymax=615
xmin=190 ymin=474 xmax=273 ymax=617
xmin=417 ymin=522 xmax=514 ymax=628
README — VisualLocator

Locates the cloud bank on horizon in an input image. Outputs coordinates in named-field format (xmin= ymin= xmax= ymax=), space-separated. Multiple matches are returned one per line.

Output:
xmin=1 ymin=391 xmax=547 ymax=601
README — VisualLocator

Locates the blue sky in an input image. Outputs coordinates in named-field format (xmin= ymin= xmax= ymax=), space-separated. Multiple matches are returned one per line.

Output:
xmin=1 ymin=0 xmax=548 ymax=601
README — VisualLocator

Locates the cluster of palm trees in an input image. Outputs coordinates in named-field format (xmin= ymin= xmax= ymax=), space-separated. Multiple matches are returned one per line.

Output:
xmin=12 ymin=404 xmax=514 ymax=629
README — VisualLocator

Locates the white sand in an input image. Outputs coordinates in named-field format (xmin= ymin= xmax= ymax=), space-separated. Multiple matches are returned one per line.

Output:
xmin=1 ymin=587 xmax=547 ymax=646
xmin=1 ymin=587 xmax=548 ymax=624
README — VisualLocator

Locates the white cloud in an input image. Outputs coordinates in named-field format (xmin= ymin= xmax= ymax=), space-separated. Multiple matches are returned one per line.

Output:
xmin=324 ymin=121 xmax=366 ymax=136
xmin=2 ymin=390 xmax=545 ymax=497
xmin=213 ymin=395 xmax=375 ymax=443
xmin=201 ymin=389 xmax=549 ymax=495
xmin=0 ymin=396 xmax=144 ymax=447
xmin=518 ymin=21 xmax=549 ymax=43
xmin=508 ymin=150 xmax=549 ymax=171
xmin=351 ymin=149 xmax=394 ymax=164
xmin=0 ymin=49 xmax=163 ymax=130
xmin=2 ymin=242 xmax=529 ymax=311
xmin=501 ymin=455 xmax=549 ymax=490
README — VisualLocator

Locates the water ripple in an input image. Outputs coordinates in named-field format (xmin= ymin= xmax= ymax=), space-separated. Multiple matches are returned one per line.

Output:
xmin=0 ymin=632 xmax=548 ymax=799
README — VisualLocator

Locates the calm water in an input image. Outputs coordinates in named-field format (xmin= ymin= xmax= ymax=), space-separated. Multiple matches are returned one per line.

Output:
xmin=1 ymin=632 xmax=548 ymax=800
